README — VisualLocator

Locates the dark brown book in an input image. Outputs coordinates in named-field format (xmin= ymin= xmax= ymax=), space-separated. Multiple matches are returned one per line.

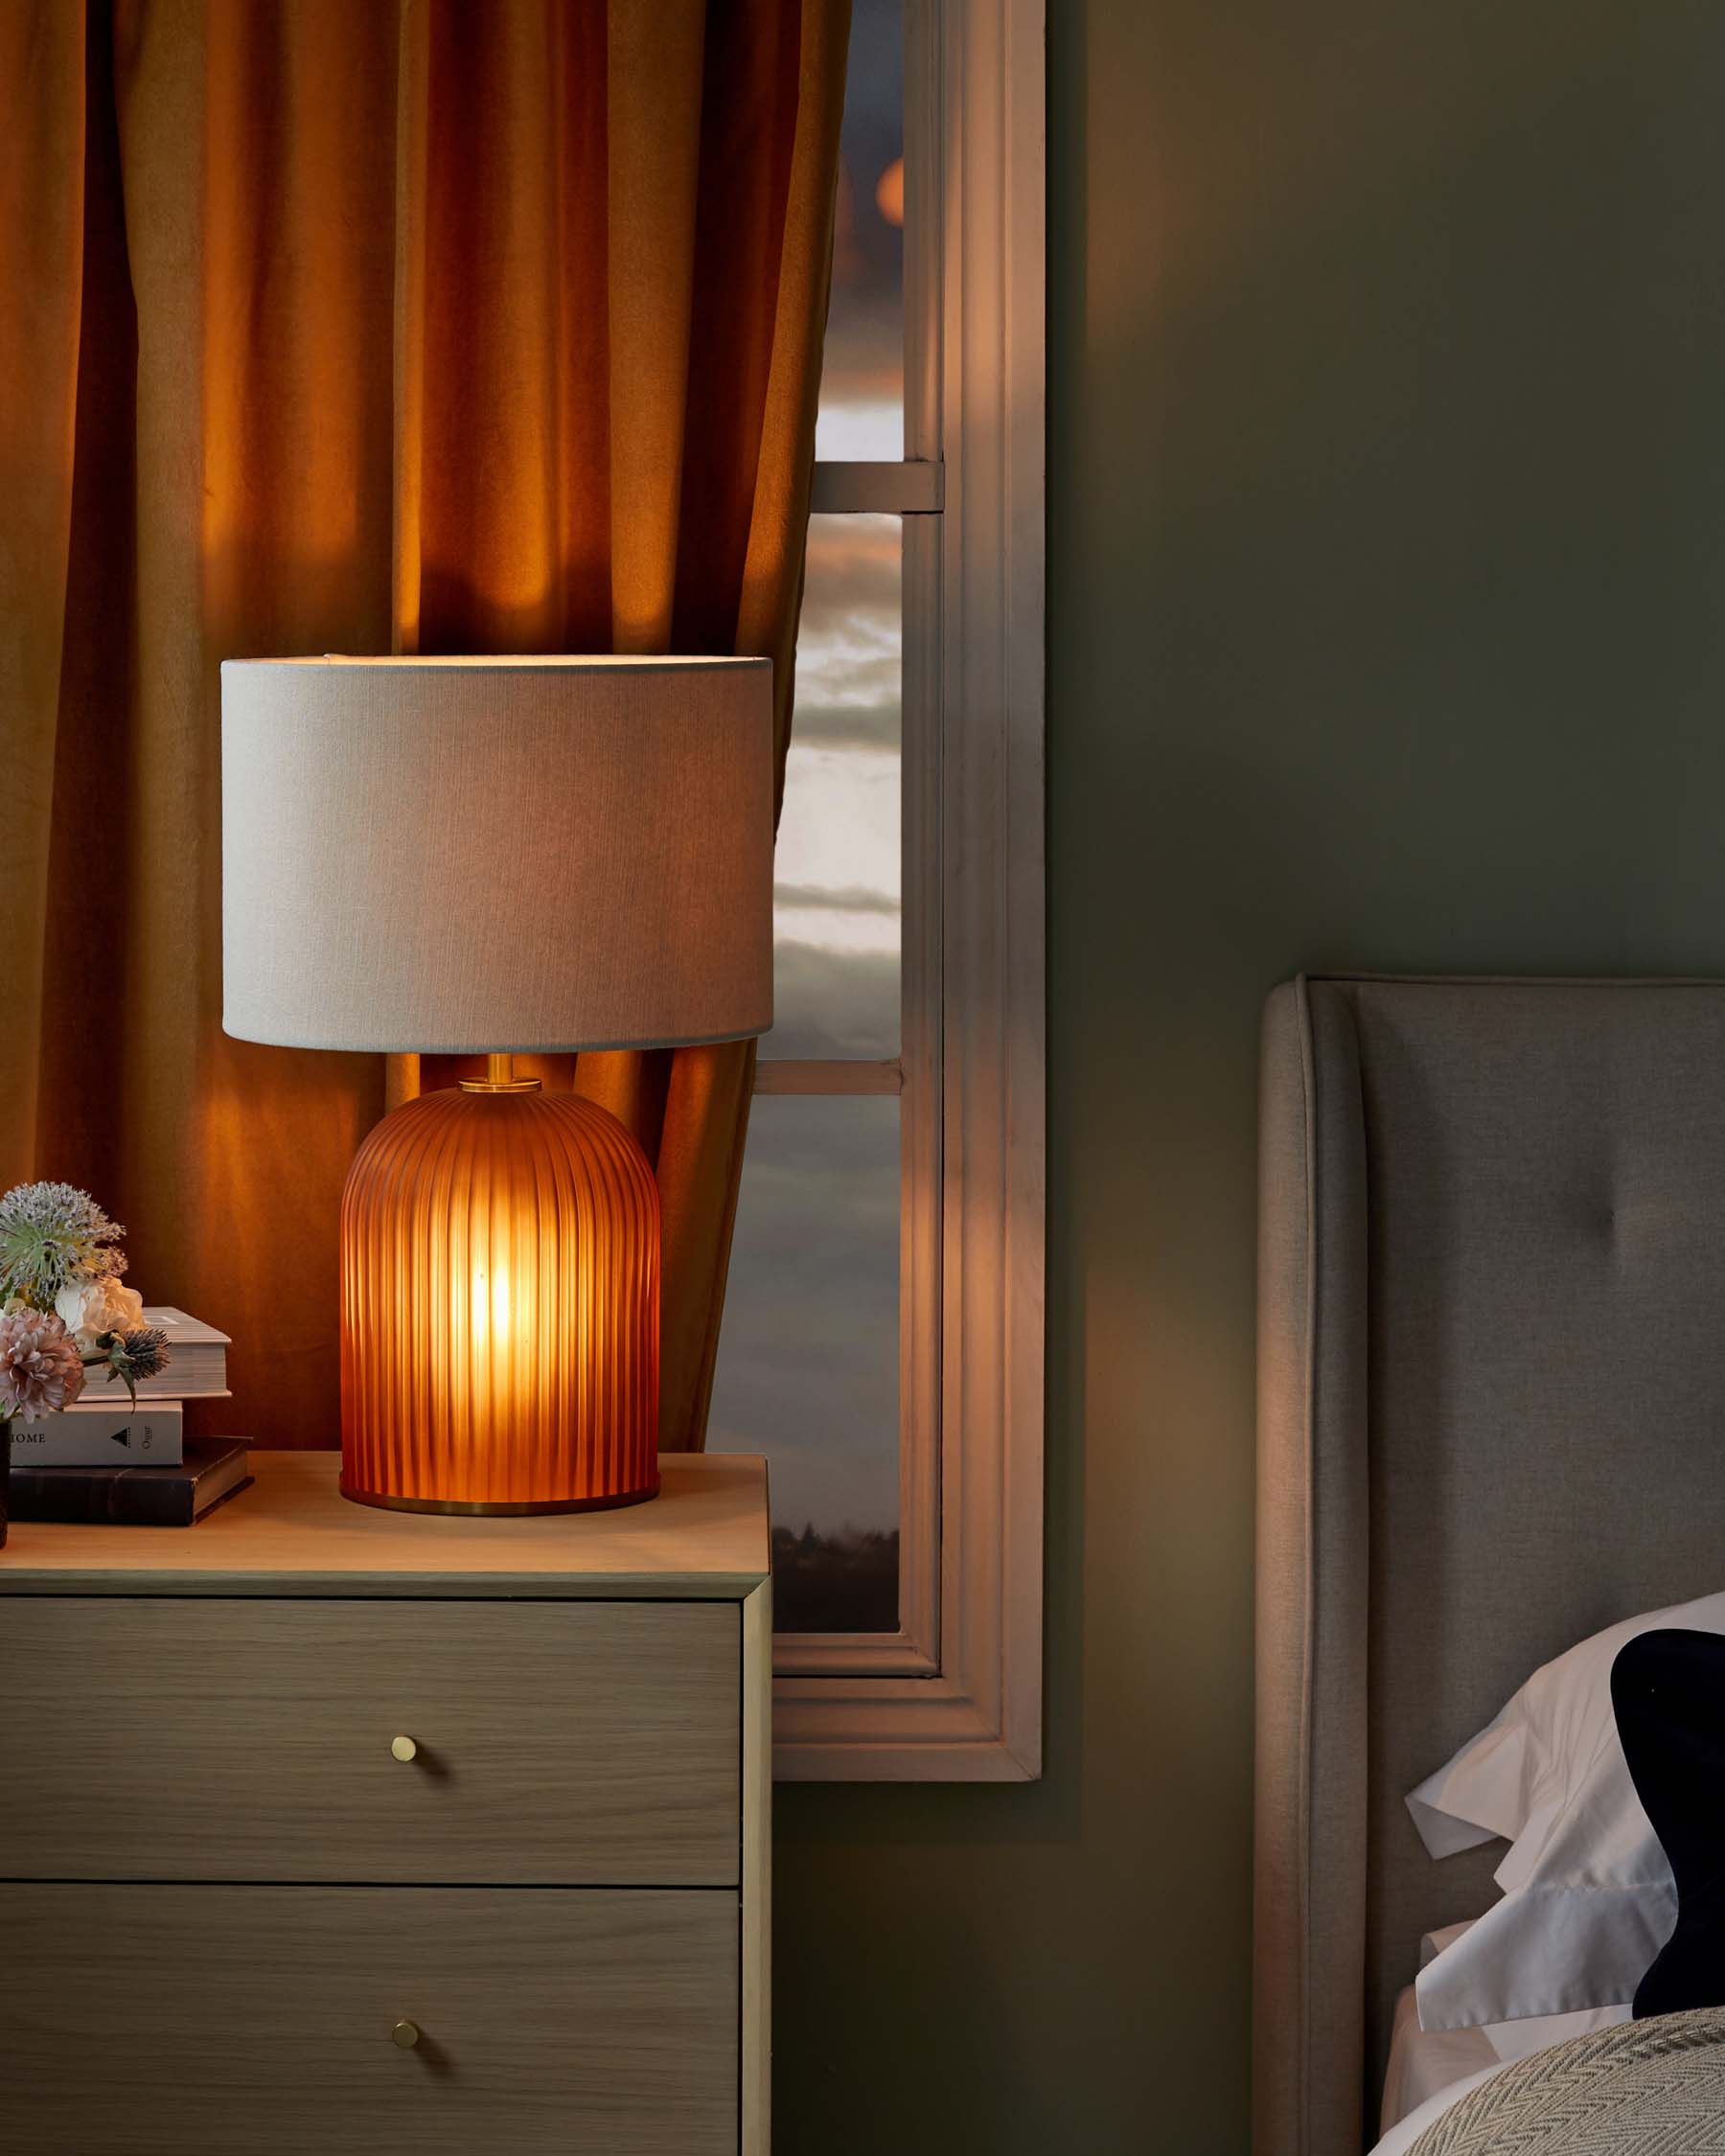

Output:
xmin=6 ymin=1440 xmax=252 ymax=1526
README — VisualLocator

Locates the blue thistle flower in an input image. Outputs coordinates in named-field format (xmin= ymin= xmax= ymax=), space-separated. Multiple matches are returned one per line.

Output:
xmin=82 ymin=1324 xmax=172 ymax=1407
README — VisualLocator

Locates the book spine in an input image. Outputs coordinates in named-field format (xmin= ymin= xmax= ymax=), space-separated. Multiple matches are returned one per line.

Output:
xmin=8 ymin=1406 xmax=185 ymax=1467
xmin=6 ymin=1466 xmax=200 ymax=1526
xmin=97 ymin=1374 xmax=227 ymax=1403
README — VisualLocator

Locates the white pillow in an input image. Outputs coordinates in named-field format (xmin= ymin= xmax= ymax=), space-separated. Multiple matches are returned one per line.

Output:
xmin=1414 ymin=1919 xmax=1628 ymax=2059
xmin=1407 ymin=1587 xmax=1725 ymax=2031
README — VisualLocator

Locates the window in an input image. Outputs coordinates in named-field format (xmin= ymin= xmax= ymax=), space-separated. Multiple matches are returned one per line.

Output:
xmin=707 ymin=0 xmax=1045 ymax=1779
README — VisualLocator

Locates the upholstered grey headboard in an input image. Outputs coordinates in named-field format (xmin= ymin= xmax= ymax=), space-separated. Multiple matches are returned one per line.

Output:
xmin=1254 ymin=975 xmax=1725 ymax=2156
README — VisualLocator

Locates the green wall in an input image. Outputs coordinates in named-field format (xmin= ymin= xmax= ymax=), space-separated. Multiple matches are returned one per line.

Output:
xmin=773 ymin=2 xmax=1725 ymax=2148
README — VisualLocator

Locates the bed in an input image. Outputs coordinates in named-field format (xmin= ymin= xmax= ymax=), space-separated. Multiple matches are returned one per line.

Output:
xmin=1254 ymin=975 xmax=1725 ymax=2156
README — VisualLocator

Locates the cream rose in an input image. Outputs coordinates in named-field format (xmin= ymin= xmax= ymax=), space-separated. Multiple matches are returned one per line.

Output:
xmin=54 ymin=1276 xmax=146 ymax=1352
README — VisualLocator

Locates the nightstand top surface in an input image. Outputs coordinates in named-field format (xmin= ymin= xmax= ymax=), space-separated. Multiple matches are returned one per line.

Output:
xmin=0 ymin=1451 xmax=771 ymax=1599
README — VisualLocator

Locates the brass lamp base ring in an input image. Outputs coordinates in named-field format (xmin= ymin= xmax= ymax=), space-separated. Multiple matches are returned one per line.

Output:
xmin=339 ymin=1479 xmax=661 ymax=1518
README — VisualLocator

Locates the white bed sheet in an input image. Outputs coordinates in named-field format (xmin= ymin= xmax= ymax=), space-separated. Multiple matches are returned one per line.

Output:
xmin=1370 ymin=1955 xmax=1632 ymax=2155
xmin=1370 ymin=2059 xmax=1506 ymax=2156
xmin=1378 ymin=1984 xmax=1498 ymax=2135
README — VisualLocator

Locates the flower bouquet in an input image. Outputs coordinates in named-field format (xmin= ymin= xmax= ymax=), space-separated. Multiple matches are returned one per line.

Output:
xmin=0 ymin=1183 xmax=172 ymax=1548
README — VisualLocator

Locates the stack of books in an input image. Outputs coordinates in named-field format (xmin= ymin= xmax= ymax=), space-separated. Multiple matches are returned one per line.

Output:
xmin=7 ymin=1308 xmax=251 ymax=1525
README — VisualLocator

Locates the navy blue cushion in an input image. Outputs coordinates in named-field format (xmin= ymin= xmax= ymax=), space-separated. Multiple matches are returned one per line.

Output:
xmin=1612 ymin=1627 xmax=1725 ymax=2018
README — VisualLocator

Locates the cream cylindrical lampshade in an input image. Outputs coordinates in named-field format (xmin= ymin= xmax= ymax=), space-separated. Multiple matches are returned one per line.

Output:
xmin=220 ymin=655 xmax=774 ymax=1052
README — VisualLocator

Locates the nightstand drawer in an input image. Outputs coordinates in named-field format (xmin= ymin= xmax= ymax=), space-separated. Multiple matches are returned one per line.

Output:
xmin=4 ymin=1883 xmax=739 ymax=2156
xmin=0 ymin=1597 xmax=740 ymax=1885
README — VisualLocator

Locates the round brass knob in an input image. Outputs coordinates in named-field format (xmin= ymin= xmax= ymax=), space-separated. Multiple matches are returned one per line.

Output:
xmin=392 ymin=2020 xmax=421 ymax=2051
xmin=390 ymin=1734 xmax=418 ymax=1763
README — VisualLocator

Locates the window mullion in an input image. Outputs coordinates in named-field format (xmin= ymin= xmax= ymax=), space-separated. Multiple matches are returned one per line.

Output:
xmin=895 ymin=505 xmax=943 ymax=1671
xmin=904 ymin=0 xmax=943 ymax=463
xmin=752 ymin=1060 xmax=903 ymax=1096
xmin=811 ymin=462 xmax=942 ymax=516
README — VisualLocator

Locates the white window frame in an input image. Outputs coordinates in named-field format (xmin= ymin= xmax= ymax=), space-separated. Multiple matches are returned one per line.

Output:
xmin=758 ymin=0 xmax=1045 ymax=1781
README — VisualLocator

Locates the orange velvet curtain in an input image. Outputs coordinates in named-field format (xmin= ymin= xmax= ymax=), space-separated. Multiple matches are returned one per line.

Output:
xmin=0 ymin=0 xmax=847 ymax=1451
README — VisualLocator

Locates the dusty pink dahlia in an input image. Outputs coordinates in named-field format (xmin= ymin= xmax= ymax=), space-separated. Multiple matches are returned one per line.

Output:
xmin=0 ymin=1310 xmax=85 ymax=1417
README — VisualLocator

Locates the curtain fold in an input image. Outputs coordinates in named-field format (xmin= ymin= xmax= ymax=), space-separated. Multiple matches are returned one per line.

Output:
xmin=0 ymin=0 xmax=847 ymax=1452
xmin=0 ymin=6 xmax=89 ymax=1197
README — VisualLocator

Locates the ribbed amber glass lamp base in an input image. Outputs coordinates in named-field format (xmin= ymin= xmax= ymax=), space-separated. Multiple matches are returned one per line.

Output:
xmin=339 ymin=1084 xmax=659 ymax=1514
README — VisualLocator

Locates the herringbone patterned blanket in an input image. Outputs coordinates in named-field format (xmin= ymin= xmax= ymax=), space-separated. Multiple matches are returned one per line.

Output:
xmin=1410 ymin=2008 xmax=1725 ymax=2153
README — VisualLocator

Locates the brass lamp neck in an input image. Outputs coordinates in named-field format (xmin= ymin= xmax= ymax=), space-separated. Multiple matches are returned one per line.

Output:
xmin=461 ymin=1052 xmax=541 ymax=1095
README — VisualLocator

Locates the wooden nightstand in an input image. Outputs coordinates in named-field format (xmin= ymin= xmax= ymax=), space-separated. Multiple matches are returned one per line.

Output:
xmin=0 ymin=1450 xmax=770 ymax=2156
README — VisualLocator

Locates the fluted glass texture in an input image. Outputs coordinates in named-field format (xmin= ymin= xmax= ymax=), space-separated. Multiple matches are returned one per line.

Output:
xmin=340 ymin=1088 xmax=659 ymax=1512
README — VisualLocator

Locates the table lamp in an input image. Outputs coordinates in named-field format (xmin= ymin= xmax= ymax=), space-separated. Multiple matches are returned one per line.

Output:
xmin=220 ymin=655 xmax=773 ymax=1515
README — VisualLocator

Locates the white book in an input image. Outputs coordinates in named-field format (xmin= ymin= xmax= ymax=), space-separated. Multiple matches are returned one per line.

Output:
xmin=10 ymin=1400 xmax=185 ymax=1467
xmin=122 ymin=1308 xmax=230 ymax=1402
